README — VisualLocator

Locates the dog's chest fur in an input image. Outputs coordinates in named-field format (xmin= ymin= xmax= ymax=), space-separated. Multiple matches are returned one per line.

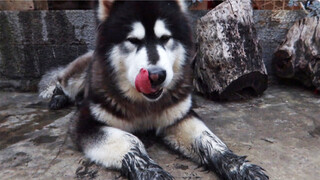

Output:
xmin=89 ymin=94 xmax=192 ymax=132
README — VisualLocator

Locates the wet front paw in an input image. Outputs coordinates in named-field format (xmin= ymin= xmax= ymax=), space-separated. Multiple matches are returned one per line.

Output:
xmin=239 ymin=163 xmax=269 ymax=180
xmin=134 ymin=166 xmax=173 ymax=180
xmin=203 ymin=150 xmax=268 ymax=180
xmin=143 ymin=166 xmax=173 ymax=180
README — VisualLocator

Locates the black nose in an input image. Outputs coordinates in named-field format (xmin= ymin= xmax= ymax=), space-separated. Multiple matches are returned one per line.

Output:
xmin=148 ymin=67 xmax=166 ymax=87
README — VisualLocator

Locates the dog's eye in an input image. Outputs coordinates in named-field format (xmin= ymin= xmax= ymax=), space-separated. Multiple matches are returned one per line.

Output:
xmin=160 ymin=35 xmax=171 ymax=43
xmin=127 ymin=37 xmax=142 ymax=45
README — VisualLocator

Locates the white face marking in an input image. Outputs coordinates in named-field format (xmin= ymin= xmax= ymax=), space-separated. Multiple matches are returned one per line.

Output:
xmin=156 ymin=45 xmax=174 ymax=87
xmin=128 ymin=22 xmax=145 ymax=40
xmin=107 ymin=20 xmax=187 ymax=101
xmin=154 ymin=42 xmax=187 ymax=89
xmin=154 ymin=19 xmax=171 ymax=38
xmin=169 ymin=43 xmax=186 ymax=88
xmin=113 ymin=22 xmax=148 ymax=91
xmin=108 ymin=42 xmax=149 ymax=101
xmin=126 ymin=47 xmax=148 ymax=87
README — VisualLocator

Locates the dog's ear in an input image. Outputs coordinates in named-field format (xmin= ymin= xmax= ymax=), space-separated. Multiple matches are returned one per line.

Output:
xmin=176 ymin=0 xmax=188 ymax=13
xmin=98 ymin=0 xmax=115 ymax=22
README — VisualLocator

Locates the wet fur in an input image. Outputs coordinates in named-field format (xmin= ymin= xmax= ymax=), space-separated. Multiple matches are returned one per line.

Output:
xmin=39 ymin=1 xmax=268 ymax=180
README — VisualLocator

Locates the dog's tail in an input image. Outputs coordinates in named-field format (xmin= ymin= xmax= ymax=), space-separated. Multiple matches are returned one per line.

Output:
xmin=38 ymin=67 xmax=64 ymax=99
xmin=38 ymin=50 xmax=93 ymax=100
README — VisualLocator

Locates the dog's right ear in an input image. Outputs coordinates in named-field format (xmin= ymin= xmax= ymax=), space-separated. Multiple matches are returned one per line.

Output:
xmin=98 ymin=0 xmax=115 ymax=22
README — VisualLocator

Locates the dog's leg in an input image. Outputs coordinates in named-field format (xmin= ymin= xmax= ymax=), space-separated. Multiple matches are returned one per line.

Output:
xmin=161 ymin=111 xmax=269 ymax=180
xmin=83 ymin=127 xmax=173 ymax=180
xmin=72 ymin=111 xmax=173 ymax=180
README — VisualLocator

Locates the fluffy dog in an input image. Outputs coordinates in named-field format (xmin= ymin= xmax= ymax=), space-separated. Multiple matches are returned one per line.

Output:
xmin=39 ymin=1 xmax=269 ymax=179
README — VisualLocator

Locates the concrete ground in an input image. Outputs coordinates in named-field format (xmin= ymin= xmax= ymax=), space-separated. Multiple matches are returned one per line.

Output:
xmin=0 ymin=84 xmax=319 ymax=180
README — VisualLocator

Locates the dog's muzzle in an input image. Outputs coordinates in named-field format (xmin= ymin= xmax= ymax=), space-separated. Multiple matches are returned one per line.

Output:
xmin=148 ymin=67 xmax=166 ymax=87
xmin=135 ymin=67 xmax=166 ymax=100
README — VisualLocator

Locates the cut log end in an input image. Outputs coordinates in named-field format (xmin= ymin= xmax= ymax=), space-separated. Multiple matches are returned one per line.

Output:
xmin=272 ymin=50 xmax=294 ymax=78
xmin=195 ymin=72 xmax=268 ymax=101
xmin=272 ymin=16 xmax=320 ymax=90
xmin=193 ymin=0 xmax=268 ymax=101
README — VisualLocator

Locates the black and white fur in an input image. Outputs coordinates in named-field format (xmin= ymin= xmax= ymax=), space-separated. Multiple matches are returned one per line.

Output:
xmin=39 ymin=1 xmax=269 ymax=179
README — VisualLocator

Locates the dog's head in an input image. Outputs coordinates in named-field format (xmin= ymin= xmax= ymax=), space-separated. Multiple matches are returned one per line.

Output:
xmin=94 ymin=0 xmax=193 ymax=102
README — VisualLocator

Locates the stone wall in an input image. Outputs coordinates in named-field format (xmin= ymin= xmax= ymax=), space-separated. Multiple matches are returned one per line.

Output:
xmin=0 ymin=10 xmax=96 ymax=91
xmin=0 ymin=10 xmax=307 ymax=91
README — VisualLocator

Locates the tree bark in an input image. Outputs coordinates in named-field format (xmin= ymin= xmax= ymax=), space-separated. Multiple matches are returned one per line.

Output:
xmin=193 ymin=0 xmax=268 ymax=100
xmin=272 ymin=16 xmax=320 ymax=90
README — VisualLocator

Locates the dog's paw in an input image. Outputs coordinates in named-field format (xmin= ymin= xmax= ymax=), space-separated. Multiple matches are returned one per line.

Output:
xmin=136 ymin=167 xmax=173 ymax=180
xmin=49 ymin=95 xmax=69 ymax=110
xmin=239 ymin=163 xmax=269 ymax=180
xmin=203 ymin=150 xmax=268 ymax=180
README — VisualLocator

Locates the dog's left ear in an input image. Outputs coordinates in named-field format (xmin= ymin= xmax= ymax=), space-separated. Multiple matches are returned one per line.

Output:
xmin=98 ymin=0 xmax=115 ymax=22
xmin=176 ymin=0 xmax=188 ymax=13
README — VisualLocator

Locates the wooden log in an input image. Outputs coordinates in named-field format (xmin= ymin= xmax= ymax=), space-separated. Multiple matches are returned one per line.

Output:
xmin=272 ymin=16 xmax=320 ymax=90
xmin=0 ymin=0 xmax=34 ymax=11
xmin=33 ymin=0 xmax=48 ymax=10
xmin=193 ymin=0 xmax=268 ymax=100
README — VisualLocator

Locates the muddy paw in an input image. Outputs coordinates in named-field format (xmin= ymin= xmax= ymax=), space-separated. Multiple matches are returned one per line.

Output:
xmin=240 ymin=163 xmax=269 ymax=180
xmin=135 ymin=167 xmax=173 ymax=180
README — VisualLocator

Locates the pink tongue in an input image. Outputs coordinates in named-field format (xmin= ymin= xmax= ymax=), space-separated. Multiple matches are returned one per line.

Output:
xmin=135 ymin=68 xmax=156 ymax=94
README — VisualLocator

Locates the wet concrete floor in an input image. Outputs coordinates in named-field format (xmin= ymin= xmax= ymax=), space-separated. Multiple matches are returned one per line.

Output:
xmin=0 ymin=84 xmax=319 ymax=180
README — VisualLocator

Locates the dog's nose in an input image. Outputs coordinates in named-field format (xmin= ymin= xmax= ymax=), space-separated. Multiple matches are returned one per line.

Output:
xmin=148 ymin=67 xmax=166 ymax=87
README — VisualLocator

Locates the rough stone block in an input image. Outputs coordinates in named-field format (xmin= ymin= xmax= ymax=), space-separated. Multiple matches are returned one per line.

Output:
xmin=0 ymin=10 xmax=95 ymax=91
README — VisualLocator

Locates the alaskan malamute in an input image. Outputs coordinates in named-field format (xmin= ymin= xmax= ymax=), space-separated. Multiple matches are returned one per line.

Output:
xmin=39 ymin=1 xmax=268 ymax=179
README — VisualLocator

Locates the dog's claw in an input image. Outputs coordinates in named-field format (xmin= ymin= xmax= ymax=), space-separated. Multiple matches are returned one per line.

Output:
xmin=134 ymin=167 xmax=173 ymax=180
xmin=240 ymin=164 xmax=269 ymax=180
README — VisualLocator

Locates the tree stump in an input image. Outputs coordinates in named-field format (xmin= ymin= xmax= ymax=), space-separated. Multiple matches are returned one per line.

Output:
xmin=193 ymin=0 xmax=268 ymax=101
xmin=272 ymin=16 xmax=320 ymax=90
